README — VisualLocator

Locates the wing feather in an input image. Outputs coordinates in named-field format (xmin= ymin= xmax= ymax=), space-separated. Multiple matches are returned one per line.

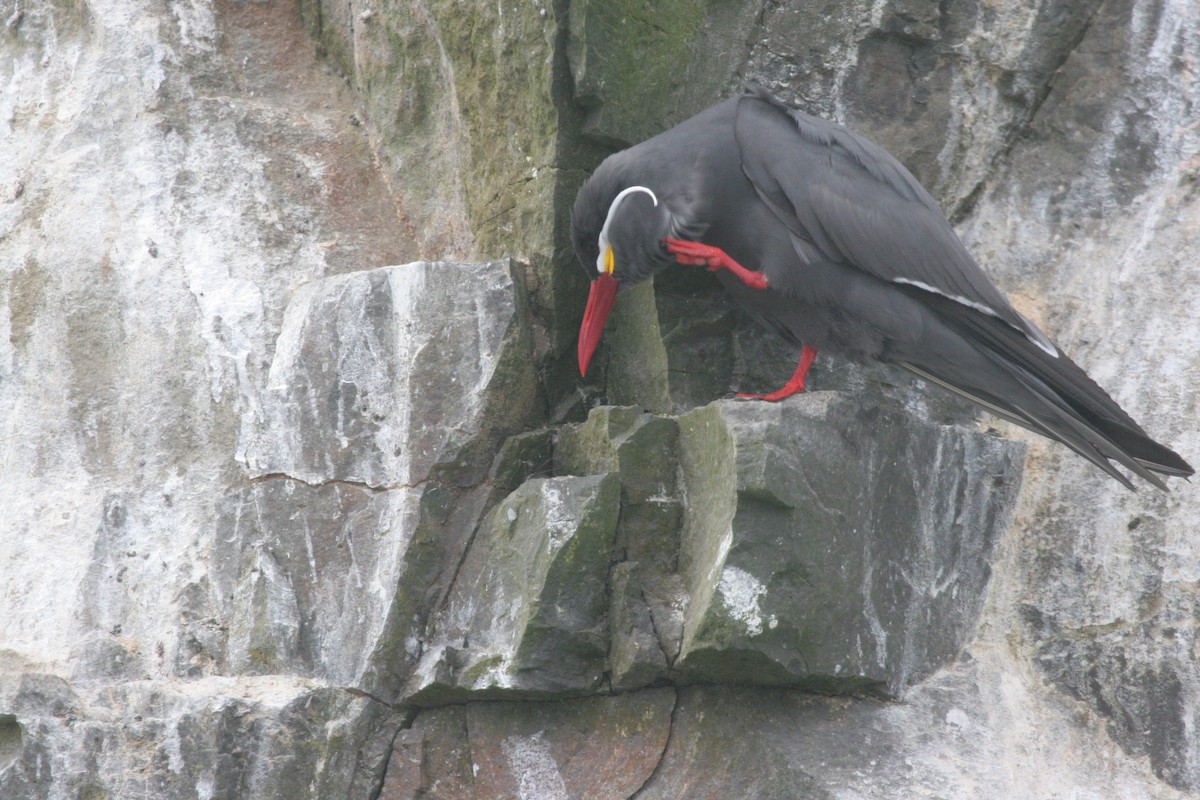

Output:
xmin=734 ymin=86 xmax=1056 ymax=355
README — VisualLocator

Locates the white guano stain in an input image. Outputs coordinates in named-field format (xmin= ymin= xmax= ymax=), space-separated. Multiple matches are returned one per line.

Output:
xmin=540 ymin=480 xmax=575 ymax=552
xmin=501 ymin=732 xmax=568 ymax=800
xmin=718 ymin=566 xmax=773 ymax=636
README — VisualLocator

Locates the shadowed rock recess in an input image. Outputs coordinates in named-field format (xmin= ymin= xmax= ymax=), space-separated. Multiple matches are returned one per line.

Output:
xmin=2 ymin=1 xmax=1197 ymax=798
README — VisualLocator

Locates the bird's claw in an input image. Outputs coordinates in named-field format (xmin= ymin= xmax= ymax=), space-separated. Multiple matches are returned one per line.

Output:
xmin=663 ymin=238 xmax=769 ymax=290
xmin=735 ymin=344 xmax=818 ymax=401
xmin=737 ymin=270 xmax=769 ymax=290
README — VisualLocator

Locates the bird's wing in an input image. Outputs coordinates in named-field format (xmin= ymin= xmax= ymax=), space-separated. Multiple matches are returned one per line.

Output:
xmin=734 ymin=87 xmax=1057 ymax=356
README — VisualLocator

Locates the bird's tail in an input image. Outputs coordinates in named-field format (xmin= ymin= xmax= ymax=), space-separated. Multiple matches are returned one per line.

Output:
xmin=899 ymin=296 xmax=1192 ymax=490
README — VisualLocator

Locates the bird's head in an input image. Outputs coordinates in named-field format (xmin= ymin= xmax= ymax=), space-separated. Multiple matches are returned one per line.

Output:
xmin=571 ymin=184 xmax=674 ymax=377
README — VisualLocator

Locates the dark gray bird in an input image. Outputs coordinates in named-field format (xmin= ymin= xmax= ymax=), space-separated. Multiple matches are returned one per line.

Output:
xmin=572 ymin=84 xmax=1192 ymax=489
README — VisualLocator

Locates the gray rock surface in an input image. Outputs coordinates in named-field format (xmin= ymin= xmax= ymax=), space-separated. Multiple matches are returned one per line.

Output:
xmin=0 ymin=668 xmax=388 ymax=800
xmin=405 ymin=474 xmax=620 ymax=703
xmin=3 ymin=0 xmax=1198 ymax=798
xmin=0 ymin=4 xmax=535 ymax=791
xmin=245 ymin=262 xmax=534 ymax=489
xmin=674 ymin=396 xmax=1022 ymax=695
xmin=556 ymin=405 xmax=688 ymax=684
xmin=958 ymin=0 xmax=1200 ymax=788
xmin=379 ymin=689 xmax=675 ymax=799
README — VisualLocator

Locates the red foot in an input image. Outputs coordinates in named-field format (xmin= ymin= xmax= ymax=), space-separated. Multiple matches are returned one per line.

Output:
xmin=664 ymin=238 xmax=768 ymax=290
xmin=737 ymin=344 xmax=819 ymax=402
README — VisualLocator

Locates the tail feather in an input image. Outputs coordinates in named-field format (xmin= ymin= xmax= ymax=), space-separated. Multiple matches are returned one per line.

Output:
xmin=974 ymin=352 xmax=1167 ymax=489
xmin=900 ymin=361 xmax=1155 ymax=490
xmin=902 ymin=293 xmax=1193 ymax=489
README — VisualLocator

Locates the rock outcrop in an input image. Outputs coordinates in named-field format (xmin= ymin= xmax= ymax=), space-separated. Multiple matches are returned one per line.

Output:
xmin=2 ymin=0 xmax=1197 ymax=798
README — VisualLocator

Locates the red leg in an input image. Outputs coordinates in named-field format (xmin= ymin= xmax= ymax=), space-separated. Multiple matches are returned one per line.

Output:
xmin=737 ymin=344 xmax=818 ymax=402
xmin=664 ymin=238 xmax=769 ymax=290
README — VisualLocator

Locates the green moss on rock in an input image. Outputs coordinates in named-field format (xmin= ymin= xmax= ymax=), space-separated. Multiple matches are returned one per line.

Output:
xmin=567 ymin=0 xmax=766 ymax=146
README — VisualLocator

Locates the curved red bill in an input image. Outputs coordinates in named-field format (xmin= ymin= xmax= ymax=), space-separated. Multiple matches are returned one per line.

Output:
xmin=578 ymin=273 xmax=619 ymax=376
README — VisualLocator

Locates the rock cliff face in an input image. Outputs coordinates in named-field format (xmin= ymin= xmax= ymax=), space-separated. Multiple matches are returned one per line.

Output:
xmin=2 ymin=1 xmax=1197 ymax=798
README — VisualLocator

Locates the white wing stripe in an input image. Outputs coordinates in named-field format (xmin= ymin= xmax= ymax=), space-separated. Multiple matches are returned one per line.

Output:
xmin=892 ymin=277 xmax=1059 ymax=357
